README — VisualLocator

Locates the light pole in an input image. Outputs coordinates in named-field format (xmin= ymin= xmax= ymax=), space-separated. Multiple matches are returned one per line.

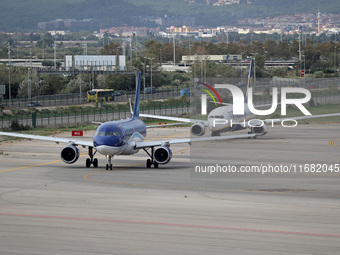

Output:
xmin=28 ymin=47 xmax=32 ymax=102
xmin=204 ymin=58 xmax=206 ymax=83
xmin=334 ymin=46 xmax=337 ymax=75
xmin=251 ymin=53 xmax=256 ymax=88
xmin=159 ymin=48 xmax=162 ymax=66
xmin=42 ymin=33 xmax=45 ymax=60
xmin=134 ymin=32 xmax=138 ymax=61
xmin=338 ymin=47 xmax=340 ymax=80
xmin=142 ymin=62 xmax=146 ymax=98
xmin=53 ymin=35 xmax=57 ymax=70
xmin=173 ymin=36 xmax=176 ymax=66
xmin=129 ymin=35 xmax=132 ymax=66
xmin=254 ymin=55 xmax=256 ymax=88
xmin=78 ymin=78 xmax=83 ymax=103
xmin=147 ymin=57 xmax=155 ymax=94
xmin=116 ymin=46 xmax=122 ymax=71
xmin=7 ymin=42 xmax=11 ymax=105
xmin=302 ymin=54 xmax=306 ymax=87
xmin=299 ymin=30 xmax=302 ymax=77
xmin=83 ymin=41 xmax=87 ymax=55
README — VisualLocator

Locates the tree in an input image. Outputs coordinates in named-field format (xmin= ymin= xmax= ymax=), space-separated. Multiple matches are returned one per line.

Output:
xmin=264 ymin=39 xmax=277 ymax=60
xmin=40 ymin=74 xmax=65 ymax=95
xmin=104 ymin=74 xmax=135 ymax=91
xmin=251 ymin=41 xmax=265 ymax=55
xmin=66 ymin=76 xmax=89 ymax=94
xmin=36 ymin=33 xmax=54 ymax=49
xmin=255 ymin=54 xmax=265 ymax=70
xmin=255 ymin=54 xmax=265 ymax=77
xmin=276 ymin=42 xmax=290 ymax=60
xmin=100 ymin=42 xmax=122 ymax=55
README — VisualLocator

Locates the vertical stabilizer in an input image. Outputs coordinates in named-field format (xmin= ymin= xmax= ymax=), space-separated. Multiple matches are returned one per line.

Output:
xmin=132 ymin=72 xmax=142 ymax=119
xmin=245 ymin=58 xmax=254 ymax=103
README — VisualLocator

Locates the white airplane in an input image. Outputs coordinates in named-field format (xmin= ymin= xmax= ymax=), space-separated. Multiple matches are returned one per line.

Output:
xmin=0 ymin=72 xmax=255 ymax=170
xmin=141 ymin=59 xmax=340 ymax=137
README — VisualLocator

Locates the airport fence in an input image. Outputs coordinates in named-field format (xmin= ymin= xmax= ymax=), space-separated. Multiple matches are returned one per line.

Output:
xmin=0 ymin=88 xmax=181 ymax=109
xmin=0 ymin=103 xmax=191 ymax=129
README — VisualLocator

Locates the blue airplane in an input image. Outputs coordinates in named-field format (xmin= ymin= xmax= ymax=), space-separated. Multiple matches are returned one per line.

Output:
xmin=0 ymin=72 xmax=255 ymax=170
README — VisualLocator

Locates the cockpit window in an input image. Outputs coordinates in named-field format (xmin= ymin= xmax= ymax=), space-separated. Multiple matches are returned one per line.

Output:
xmin=94 ymin=127 xmax=122 ymax=137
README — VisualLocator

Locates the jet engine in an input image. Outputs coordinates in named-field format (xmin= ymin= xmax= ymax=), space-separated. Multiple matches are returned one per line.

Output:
xmin=60 ymin=145 xmax=80 ymax=164
xmin=190 ymin=123 xmax=206 ymax=136
xmin=250 ymin=125 xmax=268 ymax=136
xmin=154 ymin=146 xmax=172 ymax=164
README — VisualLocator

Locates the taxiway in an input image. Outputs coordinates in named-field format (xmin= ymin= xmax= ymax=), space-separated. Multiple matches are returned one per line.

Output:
xmin=0 ymin=124 xmax=340 ymax=254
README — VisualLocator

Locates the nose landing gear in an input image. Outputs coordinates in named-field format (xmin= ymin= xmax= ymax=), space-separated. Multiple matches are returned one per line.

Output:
xmin=105 ymin=155 xmax=113 ymax=170
xmin=86 ymin=147 xmax=98 ymax=168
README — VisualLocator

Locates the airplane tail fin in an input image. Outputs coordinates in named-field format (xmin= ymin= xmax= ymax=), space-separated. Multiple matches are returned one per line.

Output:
xmin=132 ymin=72 xmax=141 ymax=119
xmin=245 ymin=57 xmax=254 ymax=103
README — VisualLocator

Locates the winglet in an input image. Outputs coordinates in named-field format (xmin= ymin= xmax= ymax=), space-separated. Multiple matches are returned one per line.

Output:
xmin=132 ymin=72 xmax=141 ymax=119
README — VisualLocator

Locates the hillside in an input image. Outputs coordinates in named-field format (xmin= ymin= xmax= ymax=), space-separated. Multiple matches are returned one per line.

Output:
xmin=1 ymin=0 xmax=340 ymax=32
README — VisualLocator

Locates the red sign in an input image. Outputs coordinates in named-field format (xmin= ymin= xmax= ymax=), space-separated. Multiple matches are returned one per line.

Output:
xmin=301 ymin=70 xmax=305 ymax=76
xmin=72 ymin=131 xmax=83 ymax=136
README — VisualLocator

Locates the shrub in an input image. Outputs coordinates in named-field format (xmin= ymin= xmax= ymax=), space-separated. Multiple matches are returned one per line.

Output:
xmin=10 ymin=120 xmax=31 ymax=131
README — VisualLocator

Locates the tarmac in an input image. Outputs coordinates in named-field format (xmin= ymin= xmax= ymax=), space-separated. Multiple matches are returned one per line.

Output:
xmin=0 ymin=124 xmax=340 ymax=254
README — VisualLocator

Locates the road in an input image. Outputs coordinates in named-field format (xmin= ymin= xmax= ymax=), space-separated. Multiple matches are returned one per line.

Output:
xmin=0 ymin=124 xmax=340 ymax=254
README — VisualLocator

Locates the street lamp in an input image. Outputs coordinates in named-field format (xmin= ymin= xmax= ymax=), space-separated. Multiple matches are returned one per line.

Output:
xmin=302 ymin=54 xmax=306 ymax=87
xmin=159 ymin=48 xmax=162 ymax=66
xmin=338 ymin=47 xmax=340 ymax=79
xmin=141 ymin=62 xmax=146 ymax=98
xmin=146 ymin=57 xmax=155 ymax=94
xmin=334 ymin=46 xmax=337 ymax=75
xmin=42 ymin=33 xmax=45 ymax=60
xmin=251 ymin=53 xmax=256 ymax=88
xmin=83 ymin=41 xmax=88 ymax=56
xmin=7 ymin=42 xmax=11 ymax=105
xmin=173 ymin=36 xmax=176 ymax=66
xmin=53 ymin=35 xmax=57 ymax=70
xmin=116 ymin=46 xmax=122 ymax=71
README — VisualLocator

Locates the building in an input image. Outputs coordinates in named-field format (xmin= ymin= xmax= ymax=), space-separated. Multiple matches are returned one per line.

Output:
xmin=65 ymin=55 xmax=126 ymax=71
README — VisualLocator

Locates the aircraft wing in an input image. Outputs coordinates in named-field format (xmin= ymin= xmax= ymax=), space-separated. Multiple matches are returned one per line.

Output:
xmin=134 ymin=133 xmax=255 ymax=149
xmin=0 ymin=132 xmax=93 ymax=147
xmin=146 ymin=123 xmax=186 ymax=128
xmin=140 ymin=113 xmax=208 ymax=125
xmin=264 ymin=113 xmax=340 ymax=123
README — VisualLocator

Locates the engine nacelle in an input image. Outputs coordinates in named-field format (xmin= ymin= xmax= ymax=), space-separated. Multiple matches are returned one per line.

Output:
xmin=60 ymin=145 xmax=80 ymax=164
xmin=154 ymin=146 xmax=172 ymax=165
xmin=190 ymin=123 xmax=206 ymax=136
xmin=251 ymin=125 xmax=268 ymax=136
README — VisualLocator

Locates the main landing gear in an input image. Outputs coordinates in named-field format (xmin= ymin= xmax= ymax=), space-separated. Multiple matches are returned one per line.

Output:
xmin=86 ymin=147 xmax=98 ymax=168
xmin=105 ymin=155 xmax=113 ymax=170
xmin=211 ymin=131 xmax=221 ymax=137
xmin=143 ymin=147 xmax=158 ymax=168
xmin=247 ymin=130 xmax=257 ymax=139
